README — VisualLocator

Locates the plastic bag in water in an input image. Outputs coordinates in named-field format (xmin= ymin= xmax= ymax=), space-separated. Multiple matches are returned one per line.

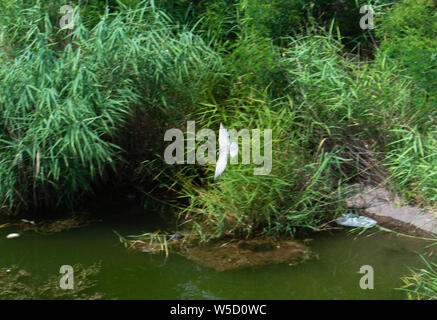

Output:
xmin=335 ymin=213 xmax=377 ymax=228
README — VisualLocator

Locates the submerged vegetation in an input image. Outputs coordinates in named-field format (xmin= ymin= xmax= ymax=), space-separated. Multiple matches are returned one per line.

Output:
xmin=0 ymin=263 xmax=103 ymax=299
xmin=0 ymin=0 xmax=436 ymax=297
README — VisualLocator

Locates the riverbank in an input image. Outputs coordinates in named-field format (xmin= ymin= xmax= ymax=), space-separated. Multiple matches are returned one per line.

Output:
xmin=0 ymin=0 xmax=435 ymax=242
xmin=0 ymin=0 xmax=436 ymax=300
xmin=346 ymin=184 xmax=437 ymax=237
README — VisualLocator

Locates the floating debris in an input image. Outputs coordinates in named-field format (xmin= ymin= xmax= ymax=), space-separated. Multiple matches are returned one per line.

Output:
xmin=127 ymin=193 xmax=136 ymax=200
xmin=6 ymin=233 xmax=20 ymax=239
xmin=21 ymin=219 xmax=36 ymax=225
xmin=335 ymin=213 xmax=377 ymax=228
xmin=166 ymin=232 xmax=184 ymax=241
xmin=20 ymin=215 xmax=91 ymax=234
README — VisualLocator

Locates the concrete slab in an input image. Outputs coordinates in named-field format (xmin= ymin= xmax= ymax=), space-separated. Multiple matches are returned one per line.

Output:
xmin=345 ymin=185 xmax=437 ymax=235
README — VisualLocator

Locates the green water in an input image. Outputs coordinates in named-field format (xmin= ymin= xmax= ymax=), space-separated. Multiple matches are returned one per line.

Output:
xmin=0 ymin=204 xmax=434 ymax=299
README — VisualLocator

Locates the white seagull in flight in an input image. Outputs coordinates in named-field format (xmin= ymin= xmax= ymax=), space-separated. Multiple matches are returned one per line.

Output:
xmin=214 ymin=123 xmax=238 ymax=179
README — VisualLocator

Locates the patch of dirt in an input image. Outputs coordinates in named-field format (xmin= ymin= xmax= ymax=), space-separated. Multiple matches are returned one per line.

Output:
xmin=124 ymin=232 xmax=313 ymax=271
xmin=178 ymin=238 xmax=312 ymax=271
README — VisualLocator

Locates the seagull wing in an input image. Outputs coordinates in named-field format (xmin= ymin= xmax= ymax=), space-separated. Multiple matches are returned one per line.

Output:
xmin=214 ymin=123 xmax=230 ymax=179
xmin=218 ymin=123 xmax=230 ymax=149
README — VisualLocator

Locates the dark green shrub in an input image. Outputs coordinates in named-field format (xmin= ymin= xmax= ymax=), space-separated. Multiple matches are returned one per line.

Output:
xmin=309 ymin=0 xmax=394 ymax=47
xmin=172 ymin=94 xmax=341 ymax=238
xmin=373 ymin=0 xmax=436 ymax=205
xmin=239 ymin=0 xmax=306 ymax=41
xmin=376 ymin=0 xmax=437 ymax=98
xmin=0 ymin=1 xmax=223 ymax=212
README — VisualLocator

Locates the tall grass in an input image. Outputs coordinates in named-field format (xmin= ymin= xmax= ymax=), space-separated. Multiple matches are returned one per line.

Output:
xmin=159 ymin=26 xmax=434 ymax=238
xmin=171 ymin=94 xmax=343 ymax=238
xmin=374 ymin=0 xmax=437 ymax=206
xmin=401 ymin=256 xmax=437 ymax=300
xmin=375 ymin=0 xmax=437 ymax=99
xmin=283 ymin=29 xmax=435 ymax=206
xmin=0 ymin=0 xmax=223 ymax=212
xmin=386 ymin=127 xmax=436 ymax=205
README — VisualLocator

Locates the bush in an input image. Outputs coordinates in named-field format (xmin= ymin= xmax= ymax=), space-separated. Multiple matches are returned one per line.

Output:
xmin=239 ymin=0 xmax=306 ymax=41
xmin=0 ymin=1 xmax=223 ymax=212
xmin=156 ymin=27 xmax=435 ymax=238
xmin=171 ymin=94 xmax=341 ymax=238
xmin=375 ymin=0 xmax=437 ymax=205
xmin=401 ymin=256 xmax=437 ymax=300
xmin=376 ymin=0 xmax=437 ymax=98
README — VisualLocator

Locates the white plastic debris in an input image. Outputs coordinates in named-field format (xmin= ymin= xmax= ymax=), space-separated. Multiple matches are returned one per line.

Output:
xmin=21 ymin=219 xmax=35 ymax=225
xmin=335 ymin=213 xmax=377 ymax=228
xmin=6 ymin=233 xmax=20 ymax=239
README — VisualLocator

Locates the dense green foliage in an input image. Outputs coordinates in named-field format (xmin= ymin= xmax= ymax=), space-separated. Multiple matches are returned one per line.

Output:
xmin=0 ymin=0 xmax=435 ymax=243
xmin=375 ymin=0 xmax=437 ymax=204
xmin=0 ymin=0 xmax=223 ymax=211
xmin=401 ymin=256 xmax=437 ymax=300
xmin=376 ymin=0 xmax=437 ymax=97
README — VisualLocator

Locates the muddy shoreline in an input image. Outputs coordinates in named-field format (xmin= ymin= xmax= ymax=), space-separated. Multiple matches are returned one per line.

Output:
xmin=178 ymin=238 xmax=313 ymax=271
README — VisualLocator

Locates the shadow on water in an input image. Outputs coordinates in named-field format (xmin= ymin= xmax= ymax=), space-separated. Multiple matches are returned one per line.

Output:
xmin=0 ymin=203 xmax=435 ymax=299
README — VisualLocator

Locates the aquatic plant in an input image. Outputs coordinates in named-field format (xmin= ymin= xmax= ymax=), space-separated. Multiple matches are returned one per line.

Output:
xmin=115 ymin=230 xmax=193 ymax=257
xmin=401 ymin=256 xmax=437 ymax=300
xmin=0 ymin=263 xmax=103 ymax=300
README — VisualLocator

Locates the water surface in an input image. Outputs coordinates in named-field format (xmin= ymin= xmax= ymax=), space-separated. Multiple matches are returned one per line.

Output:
xmin=0 ymin=205 xmax=434 ymax=299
